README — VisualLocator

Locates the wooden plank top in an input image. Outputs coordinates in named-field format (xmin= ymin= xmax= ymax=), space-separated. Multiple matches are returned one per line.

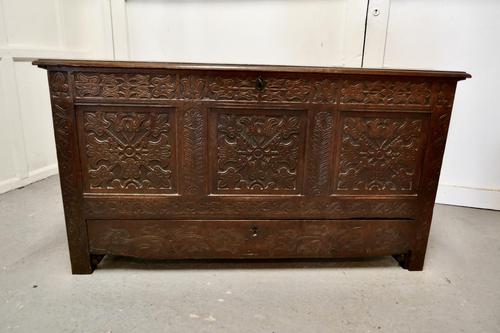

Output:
xmin=33 ymin=59 xmax=471 ymax=80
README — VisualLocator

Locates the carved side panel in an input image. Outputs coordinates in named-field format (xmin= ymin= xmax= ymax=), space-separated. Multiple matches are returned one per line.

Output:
xmin=79 ymin=106 xmax=177 ymax=193
xmin=74 ymin=72 xmax=177 ymax=99
xmin=210 ymin=109 xmax=306 ymax=194
xmin=48 ymin=71 xmax=91 ymax=272
xmin=306 ymin=111 xmax=334 ymax=195
xmin=409 ymin=80 xmax=458 ymax=269
xmin=334 ymin=115 xmax=426 ymax=194
xmin=181 ymin=104 xmax=207 ymax=194
xmin=340 ymin=79 xmax=432 ymax=106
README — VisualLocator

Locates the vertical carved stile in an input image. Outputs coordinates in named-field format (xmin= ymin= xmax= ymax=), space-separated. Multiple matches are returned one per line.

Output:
xmin=48 ymin=71 xmax=91 ymax=273
xmin=182 ymin=104 xmax=206 ymax=194
xmin=306 ymin=111 xmax=334 ymax=195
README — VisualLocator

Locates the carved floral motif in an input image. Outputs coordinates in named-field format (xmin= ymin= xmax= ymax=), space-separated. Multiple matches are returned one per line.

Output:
xmin=75 ymin=72 xmax=338 ymax=103
xmin=74 ymin=73 xmax=176 ymax=99
xmin=336 ymin=116 xmax=424 ymax=193
xmin=83 ymin=110 xmax=175 ymax=192
xmin=206 ymin=77 xmax=338 ymax=103
xmin=341 ymin=80 xmax=432 ymax=106
xmin=215 ymin=112 xmax=303 ymax=192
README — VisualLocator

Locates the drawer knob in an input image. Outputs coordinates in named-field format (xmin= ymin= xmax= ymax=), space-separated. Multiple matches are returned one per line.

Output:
xmin=255 ymin=76 xmax=265 ymax=91
xmin=251 ymin=226 xmax=259 ymax=237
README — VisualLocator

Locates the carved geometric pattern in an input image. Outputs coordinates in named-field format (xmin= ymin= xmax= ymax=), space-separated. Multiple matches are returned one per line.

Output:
xmin=341 ymin=80 xmax=432 ymax=106
xmin=214 ymin=111 xmax=304 ymax=193
xmin=336 ymin=116 xmax=424 ymax=193
xmin=74 ymin=73 xmax=176 ymax=99
xmin=82 ymin=109 xmax=175 ymax=193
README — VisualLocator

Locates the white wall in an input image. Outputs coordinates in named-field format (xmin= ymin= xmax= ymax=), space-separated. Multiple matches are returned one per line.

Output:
xmin=0 ymin=0 xmax=113 ymax=193
xmin=1 ymin=0 xmax=498 ymax=211
xmin=0 ymin=0 xmax=368 ymax=194
xmin=364 ymin=0 xmax=500 ymax=210
xmin=125 ymin=0 xmax=367 ymax=66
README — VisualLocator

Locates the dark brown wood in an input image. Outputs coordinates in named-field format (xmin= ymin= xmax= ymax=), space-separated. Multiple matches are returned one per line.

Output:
xmin=35 ymin=59 xmax=469 ymax=274
xmin=33 ymin=59 xmax=471 ymax=79
xmin=87 ymin=219 xmax=414 ymax=259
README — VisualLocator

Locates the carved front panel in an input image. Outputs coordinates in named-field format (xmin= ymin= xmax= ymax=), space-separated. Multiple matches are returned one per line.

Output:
xmin=334 ymin=114 xmax=427 ymax=194
xmin=209 ymin=109 xmax=306 ymax=194
xmin=79 ymin=106 xmax=177 ymax=193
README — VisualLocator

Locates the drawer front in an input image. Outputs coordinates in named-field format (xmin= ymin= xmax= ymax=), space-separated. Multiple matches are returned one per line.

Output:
xmin=87 ymin=219 xmax=414 ymax=259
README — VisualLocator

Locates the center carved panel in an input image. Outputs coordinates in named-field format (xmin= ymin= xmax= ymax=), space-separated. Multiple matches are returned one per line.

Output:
xmin=334 ymin=115 xmax=425 ymax=194
xmin=212 ymin=110 xmax=305 ymax=194
xmin=81 ymin=107 xmax=176 ymax=193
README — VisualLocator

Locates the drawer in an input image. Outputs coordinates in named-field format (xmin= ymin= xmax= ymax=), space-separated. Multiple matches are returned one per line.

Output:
xmin=87 ymin=219 xmax=414 ymax=259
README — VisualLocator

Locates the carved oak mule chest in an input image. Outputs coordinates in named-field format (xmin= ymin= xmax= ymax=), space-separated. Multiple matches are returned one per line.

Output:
xmin=34 ymin=59 xmax=470 ymax=274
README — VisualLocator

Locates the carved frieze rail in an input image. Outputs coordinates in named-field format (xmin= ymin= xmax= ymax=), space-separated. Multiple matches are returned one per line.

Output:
xmin=73 ymin=71 xmax=436 ymax=108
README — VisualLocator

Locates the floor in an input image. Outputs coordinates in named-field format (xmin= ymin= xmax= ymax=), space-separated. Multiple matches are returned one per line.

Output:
xmin=0 ymin=176 xmax=499 ymax=333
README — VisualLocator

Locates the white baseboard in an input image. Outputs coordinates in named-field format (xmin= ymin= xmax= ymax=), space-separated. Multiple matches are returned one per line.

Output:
xmin=436 ymin=184 xmax=500 ymax=211
xmin=0 ymin=164 xmax=58 ymax=194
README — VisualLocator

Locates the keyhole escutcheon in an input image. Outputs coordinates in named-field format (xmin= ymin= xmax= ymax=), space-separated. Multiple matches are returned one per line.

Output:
xmin=251 ymin=225 xmax=258 ymax=237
